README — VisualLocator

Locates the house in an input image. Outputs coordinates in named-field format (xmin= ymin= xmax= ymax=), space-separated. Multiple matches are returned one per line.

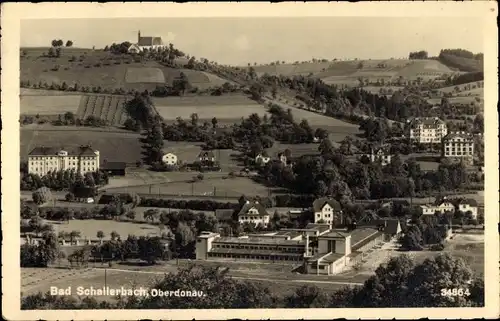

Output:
xmin=128 ymin=30 xmax=166 ymax=52
xmin=442 ymin=132 xmax=474 ymax=165
xmin=420 ymin=198 xmax=456 ymax=215
xmin=237 ymin=200 xmax=270 ymax=227
xmin=162 ymin=153 xmax=178 ymax=166
xmin=407 ymin=117 xmax=448 ymax=144
xmin=453 ymin=198 xmax=479 ymax=219
xmin=198 ymin=151 xmax=215 ymax=163
xmin=312 ymin=198 xmax=343 ymax=226
xmin=215 ymin=209 xmax=235 ymax=223
xmin=255 ymin=154 xmax=271 ymax=166
xmin=366 ymin=145 xmax=392 ymax=166
xmin=102 ymin=161 xmax=126 ymax=176
xmin=365 ymin=218 xmax=402 ymax=241
xmin=28 ymin=145 xmax=100 ymax=176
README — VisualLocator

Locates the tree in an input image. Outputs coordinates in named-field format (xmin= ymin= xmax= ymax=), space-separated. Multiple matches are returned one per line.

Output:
xmin=69 ymin=230 xmax=81 ymax=245
xmin=96 ymin=231 xmax=105 ymax=243
xmin=211 ymin=117 xmax=218 ymax=130
xmin=285 ymin=285 xmax=329 ymax=308
xmin=110 ymin=231 xmax=120 ymax=241
xmin=32 ymin=187 xmax=52 ymax=205
xmin=65 ymin=40 xmax=73 ymax=47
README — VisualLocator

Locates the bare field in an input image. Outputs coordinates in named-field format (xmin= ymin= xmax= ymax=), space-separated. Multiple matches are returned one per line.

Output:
xmin=20 ymin=128 xmax=143 ymax=164
xmin=125 ymin=67 xmax=166 ymax=83
xmin=153 ymin=94 xmax=256 ymax=106
xmin=21 ymin=95 xmax=82 ymax=115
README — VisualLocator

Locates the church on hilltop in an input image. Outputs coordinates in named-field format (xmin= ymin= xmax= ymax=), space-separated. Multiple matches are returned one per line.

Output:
xmin=128 ymin=30 xmax=166 ymax=53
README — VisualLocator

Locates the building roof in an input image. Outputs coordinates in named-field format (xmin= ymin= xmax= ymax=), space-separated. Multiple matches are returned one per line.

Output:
xmin=351 ymin=230 xmax=383 ymax=251
xmin=138 ymin=36 xmax=163 ymax=46
xmin=215 ymin=209 xmax=234 ymax=221
xmin=370 ymin=144 xmax=391 ymax=155
xmin=304 ymin=223 xmax=332 ymax=233
xmin=198 ymin=151 xmax=215 ymax=158
xmin=213 ymin=236 xmax=304 ymax=246
xmin=320 ymin=230 xmax=350 ymax=239
xmin=209 ymin=248 xmax=303 ymax=257
xmin=103 ymin=162 xmax=126 ymax=170
xmin=410 ymin=117 xmax=445 ymax=127
xmin=366 ymin=218 xmax=401 ymax=235
xmin=238 ymin=201 xmax=269 ymax=217
xmin=443 ymin=132 xmax=474 ymax=141
xmin=28 ymin=145 xmax=98 ymax=157
xmin=312 ymin=198 xmax=342 ymax=212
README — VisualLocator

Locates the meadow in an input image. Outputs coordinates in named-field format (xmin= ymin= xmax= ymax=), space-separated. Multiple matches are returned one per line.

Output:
xmin=21 ymin=47 xmax=232 ymax=92
xmin=21 ymin=95 xmax=82 ymax=115
xmin=20 ymin=128 xmax=143 ymax=164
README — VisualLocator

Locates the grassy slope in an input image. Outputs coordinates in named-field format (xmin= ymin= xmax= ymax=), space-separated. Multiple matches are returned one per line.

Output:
xmin=252 ymin=59 xmax=454 ymax=85
xmin=21 ymin=47 xmax=232 ymax=91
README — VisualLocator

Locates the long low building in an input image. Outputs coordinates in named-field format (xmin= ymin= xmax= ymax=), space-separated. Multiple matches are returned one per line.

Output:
xmin=196 ymin=220 xmax=402 ymax=275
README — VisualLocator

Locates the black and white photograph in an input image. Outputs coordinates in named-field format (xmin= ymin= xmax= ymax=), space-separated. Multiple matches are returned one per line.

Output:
xmin=2 ymin=2 xmax=498 ymax=320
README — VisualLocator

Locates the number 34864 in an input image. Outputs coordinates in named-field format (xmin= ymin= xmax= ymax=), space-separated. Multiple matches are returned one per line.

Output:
xmin=440 ymin=288 xmax=471 ymax=297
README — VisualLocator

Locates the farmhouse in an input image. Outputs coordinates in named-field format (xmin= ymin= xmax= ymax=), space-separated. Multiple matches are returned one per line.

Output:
xmin=162 ymin=153 xmax=178 ymax=166
xmin=198 ymin=151 xmax=216 ymax=163
xmin=28 ymin=145 xmax=100 ymax=176
xmin=365 ymin=145 xmax=392 ymax=166
xmin=420 ymin=197 xmax=456 ymax=216
xmin=255 ymin=153 xmax=271 ymax=166
xmin=442 ymin=131 xmax=474 ymax=165
xmin=312 ymin=198 xmax=343 ymax=226
xmin=408 ymin=117 xmax=448 ymax=144
xmin=128 ymin=30 xmax=166 ymax=53
xmin=102 ymin=161 xmax=127 ymax=176
xmin=454 ymin=198 xmax=479 ymax=219
xmin=237 ymin=200 xmax=270 ymax=227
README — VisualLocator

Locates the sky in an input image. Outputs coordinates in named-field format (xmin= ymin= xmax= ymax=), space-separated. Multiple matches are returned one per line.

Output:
xmin=21 ymin=17 xmax=484 ymax=66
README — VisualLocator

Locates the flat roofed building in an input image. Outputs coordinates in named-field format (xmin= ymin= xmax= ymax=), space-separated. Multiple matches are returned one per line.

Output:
xmin=28 ymin=145 xmax=100 ymax=176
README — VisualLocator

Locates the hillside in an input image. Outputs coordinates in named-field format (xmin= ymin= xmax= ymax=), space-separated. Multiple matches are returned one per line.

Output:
xmin=20 ymin=47 xmax=234 ymax=92
xmin=250 ymin=59 xmax=456 ymax=86
xmin=438 ymin=53 xmax=483 ymax=73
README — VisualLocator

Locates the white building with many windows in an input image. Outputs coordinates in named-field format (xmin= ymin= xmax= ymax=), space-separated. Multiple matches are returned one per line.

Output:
xmin=312 ymin=198 xmax=343 ymax=226
xmin=442 ymin=132 xmax=474 ymax=164
xmin=408 ymin=117 xmax=447 ymax=144
xmin=28 ymin=145 xmax=100 ymax=176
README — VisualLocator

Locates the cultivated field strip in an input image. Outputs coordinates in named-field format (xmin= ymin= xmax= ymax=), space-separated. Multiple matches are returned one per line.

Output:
xmin=20 ymin=95 xmax=82 ymax=115
xmin=74 ymin=94 xmax=128 ymax=125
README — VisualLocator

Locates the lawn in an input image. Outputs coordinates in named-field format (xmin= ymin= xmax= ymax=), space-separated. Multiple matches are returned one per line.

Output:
xmin=48 ymin=219 xmax=161 ymax=240
xmin=21 ymin=95 xmax=82 ymax=115
xmin=106 ymin=175 xmax=270 ymax=199
xmin=20 ymin=128 xmax=143 ymax=164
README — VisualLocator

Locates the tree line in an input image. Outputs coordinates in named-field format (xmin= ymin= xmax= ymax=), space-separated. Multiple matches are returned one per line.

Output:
xmin=21 ymin=169 xmax=109 ymax=191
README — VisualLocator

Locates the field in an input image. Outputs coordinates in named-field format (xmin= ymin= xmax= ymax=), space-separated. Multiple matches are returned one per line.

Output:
xmin=76 ymin=94 xmax=128 ymax=125
xmin=21 ymin=95 xmax=82 ymax=115
xmin=48 ymin=219 xmax=162 ymax=240
xmin=21 ymin=47 xmax=232 ymax=92
xmin=20 ymin=128 xmax=143 ymax=164
xmin=252 ymin=59 xmax=454 ymax=85
xmin=106 ymin=174 xmax=270 ymax=199
xmin=154 ymin=94 xmax=264 ymax=121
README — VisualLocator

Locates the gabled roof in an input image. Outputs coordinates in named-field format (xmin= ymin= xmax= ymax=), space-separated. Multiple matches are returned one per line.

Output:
xmin=198 ymin=151 xmax=215 ymax=158
xmin=28 ymin=145 xmax=98 ymax=157
xmin=138 ymin=36 xmax=163 ymax=46
xmin=238 ymin=201 xmax=269 ymax=217
xmin=443 ymin=132 xmax=474 ymax=141
xmin=410 ymin=117 xmax=445 ymax=127
xmin=312 ymin=198 xmax=341 ymax=212
xmin=368 ymin=218 xmax=401 ymax=235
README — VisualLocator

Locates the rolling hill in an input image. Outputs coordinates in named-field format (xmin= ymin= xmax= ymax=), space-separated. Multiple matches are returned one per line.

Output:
xmin=250 ymin=59 xmax=457 ymax=86
xmin=20 ymin=47 xmax=234 ymax=92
